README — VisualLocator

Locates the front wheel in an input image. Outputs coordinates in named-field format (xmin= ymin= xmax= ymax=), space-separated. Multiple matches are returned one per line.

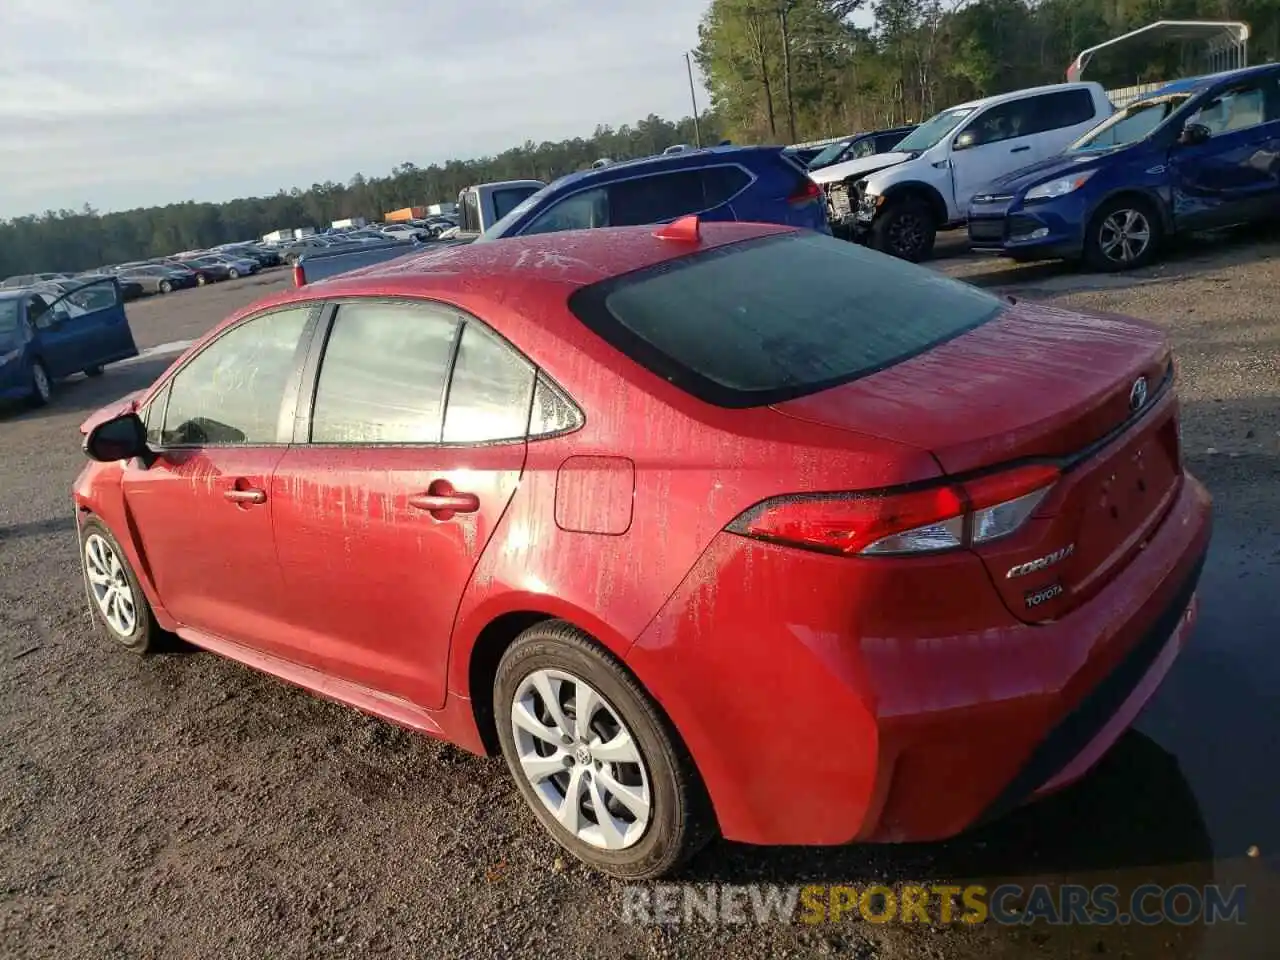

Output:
xmin=79 ymin=516 xmax=161 ymax=654
xmin=29 ymin=360 xmax=52 ymax=406
xmin=228 ymin=268 xmax=240 ymax=280
xmin=158 ymin=279 xmax=172 ymax=294
xmin=494 ymin=622 xmax=712 ymax=879
xmin=868 ymin=197 xmax=936 ymax=262
xmin=84 ymin=365 xmax=104 ymax=377
xmin=196 ymin=274 xmax=207 ymax=286
xmin=1084 ymin=198 xmax=1163 ymax=272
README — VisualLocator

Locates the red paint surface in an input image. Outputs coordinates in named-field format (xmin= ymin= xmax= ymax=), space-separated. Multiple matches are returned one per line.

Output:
xmin=73 ymin=222 xmax=1212 ymax=847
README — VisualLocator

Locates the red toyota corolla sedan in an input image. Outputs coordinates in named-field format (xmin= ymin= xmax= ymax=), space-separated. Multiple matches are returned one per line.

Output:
xmin=73 ymin=220 xmax=1211 ymax=878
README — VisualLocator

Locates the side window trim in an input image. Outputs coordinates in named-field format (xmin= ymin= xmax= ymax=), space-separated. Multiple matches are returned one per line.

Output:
xmin=155 ymin=302 xmax=323 ymax=449
xmin=294 ymin=296 xmax=585 ymax=448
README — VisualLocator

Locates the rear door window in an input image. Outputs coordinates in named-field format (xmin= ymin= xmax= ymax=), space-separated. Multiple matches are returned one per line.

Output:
xmin=568 ymin=231 xmax=1004 ymax=408
xmin=609 ymin=171 xmax=708 ymax=225
xmin=441 ymin=321 xmax=536 ymax=443
xmin=310 ymin=300 xmax=459 ymax=444
xmin=1023 ymin=89 xmax=1099 ymax=135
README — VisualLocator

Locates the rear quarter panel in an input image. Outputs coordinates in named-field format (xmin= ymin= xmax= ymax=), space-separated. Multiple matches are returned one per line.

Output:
xmin=444 ymin=289 xmax=939 ymax=699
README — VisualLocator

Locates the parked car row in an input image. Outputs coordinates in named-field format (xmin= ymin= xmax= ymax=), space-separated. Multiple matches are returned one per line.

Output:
xmin=812 ymin=62 xmax=1280 ymax=272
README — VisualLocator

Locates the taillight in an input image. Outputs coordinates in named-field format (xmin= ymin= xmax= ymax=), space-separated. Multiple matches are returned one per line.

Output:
xmin=728 ymin=464 xmax=1059 ymax=558
xmin=788 ymin=178 xmax=823 ymax=207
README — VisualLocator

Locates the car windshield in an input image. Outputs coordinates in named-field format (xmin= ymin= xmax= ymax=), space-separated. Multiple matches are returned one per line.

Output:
xmin=893 ymin=108 xmax=975 ymax=152
xmin=1070 ymin=94 xmax=1191 ymax=151
xmin=807 ymin=140 xmax=854 ymax=169
xmin=568 ymin=230 xmax=1005 ymax=407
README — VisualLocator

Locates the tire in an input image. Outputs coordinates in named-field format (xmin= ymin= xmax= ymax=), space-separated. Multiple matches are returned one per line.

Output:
xmin=79 ymin=516 xmax=160 ymax=654
xmin=869 ymin=197 xmax=937 ymax=262
xmin=1084 ymin=196 xmax=1163 ymax=272
xmin=158 ymin=280 xmax=172 ymax=294
xmin=196 ymin=274 xmax=207 ymax=286
xmin=28 ymin=360 xmax=52 ymax=406
xmin=494 ymin=621 xmax=713 ymax=879
xmin=228 ymin=268 xmax=240 ymax=280
xmin=83 ymin=365 xmax=104 ymax=377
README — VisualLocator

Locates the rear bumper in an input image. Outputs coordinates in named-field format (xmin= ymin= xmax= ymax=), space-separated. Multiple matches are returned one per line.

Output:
xmin=627 ymin=472 xmax=1212 ymax=846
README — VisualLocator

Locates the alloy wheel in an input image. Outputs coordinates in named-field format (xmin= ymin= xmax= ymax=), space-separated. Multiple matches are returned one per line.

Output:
xmin=84 ymin=533 xmax=137 ymax=638
xmin=888 ymin=212 xmax=925 ymax=258
xmin=1098 ymin=209 xmax=1151 ymax=265
xmin=31 ymin=363 xmax=51 ymax=403
xmin=510 ymin=668 xmax=652 ymax=850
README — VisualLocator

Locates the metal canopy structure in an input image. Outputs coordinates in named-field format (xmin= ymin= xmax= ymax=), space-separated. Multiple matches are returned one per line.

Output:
xmin=1067 ymin=20 xmax=1251 ymax=83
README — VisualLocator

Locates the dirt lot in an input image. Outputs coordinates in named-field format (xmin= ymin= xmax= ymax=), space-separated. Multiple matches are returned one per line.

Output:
xmin=2 ymin=239 xmax=1278 ymax=959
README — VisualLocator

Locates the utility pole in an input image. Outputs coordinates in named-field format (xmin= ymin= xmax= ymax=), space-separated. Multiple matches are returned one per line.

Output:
xmin=685 ymin=52 xmax=703 ymax=147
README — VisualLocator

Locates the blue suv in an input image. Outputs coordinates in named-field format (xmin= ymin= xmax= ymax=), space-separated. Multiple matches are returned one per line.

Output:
xmin=477 ymin=146 xmax=829 ymax=241
xmin=967 ymin=64 xmax=1280 ymax=271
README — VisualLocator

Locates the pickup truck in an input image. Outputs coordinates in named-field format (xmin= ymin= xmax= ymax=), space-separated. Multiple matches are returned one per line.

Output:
xmin=810 ymin=81 xmax=1113 ymax=261
xmin=454 ymin=180 xmax=546 ymax=239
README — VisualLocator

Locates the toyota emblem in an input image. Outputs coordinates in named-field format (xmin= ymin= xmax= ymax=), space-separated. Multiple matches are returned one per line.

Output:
xmin=1129 ymin=376 xmax=1149 ymax=412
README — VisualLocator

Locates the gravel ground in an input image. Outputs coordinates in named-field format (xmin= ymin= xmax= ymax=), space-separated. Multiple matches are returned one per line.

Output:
xmin=1 ymin=239 xmax=1277 ymax=959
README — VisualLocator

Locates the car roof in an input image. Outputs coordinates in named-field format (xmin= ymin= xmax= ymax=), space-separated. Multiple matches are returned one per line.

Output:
xmin=946 ymin=81 xmax=1103 ymax=113
xmin=1135 ymin=63 xmax=1279 ymax=100
xmin=230 ymin=222 xmax=794 ymax=333
xmin=544 ymin=145 xmax=785 ymax=195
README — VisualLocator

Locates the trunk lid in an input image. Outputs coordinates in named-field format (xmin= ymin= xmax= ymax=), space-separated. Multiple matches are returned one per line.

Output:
xmin=772 ymin=299 xmax=1180 ymax=622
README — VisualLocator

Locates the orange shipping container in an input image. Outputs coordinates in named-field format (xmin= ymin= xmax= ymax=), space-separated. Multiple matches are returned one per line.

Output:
xmin=384 ymin=206 xmax=428 ymax=222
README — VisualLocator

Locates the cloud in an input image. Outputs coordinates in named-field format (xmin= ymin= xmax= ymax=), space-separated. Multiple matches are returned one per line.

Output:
xmin=0 ymin=0 xmax=711 ymax=217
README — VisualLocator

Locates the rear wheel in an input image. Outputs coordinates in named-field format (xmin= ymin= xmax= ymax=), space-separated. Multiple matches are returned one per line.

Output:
xmin=83 ymin=365 xmax=104 ymax=377
xmin=228 ymin=268 xmax=240 ymax=280
xmin=196 ymin=273 xmax=207 ymax=286
xmin=494 ymin=621 xmax=713 ymax=879
xmin=29 ymin=360 xmax=51 ymax=406
xmin=79 ymin=516 xmax=160 ymax=654
xmin=158 ymin=279 xmax=172 ymax=294
xmin=869 ymin=197 xmax=936 ymax=262
xmin=1084 ymin=197 xmax=1163 ymax=272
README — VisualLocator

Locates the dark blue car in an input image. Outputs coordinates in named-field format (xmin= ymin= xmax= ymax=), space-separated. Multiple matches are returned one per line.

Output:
xmin=967 ymin=64 xmax=1280 ymax=271
xmin=0 ymin=278 xmax=138 ymax=407
xmin=477 ymin=146 xmax=829 ymax=241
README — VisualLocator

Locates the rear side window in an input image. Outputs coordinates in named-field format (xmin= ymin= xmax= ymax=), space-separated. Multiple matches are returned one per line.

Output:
xmin=701 ymin=166 xmax=752 ymax=206
xmin=610 ymin=171 xmax=707 ymax=225
xmin=1024 ymin=89 xmax=1098 ymax=135
xmin=568 ymin=231 xmax=1005 ymax=408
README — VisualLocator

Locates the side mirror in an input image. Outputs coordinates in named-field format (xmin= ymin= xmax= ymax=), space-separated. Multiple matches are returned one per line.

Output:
xmin=1179 ymin=123 xmax=1211 ymax=147
xmin=953 ymin=131 xmax=976 ymax=151
xmin=85 ymin=412 xmax=152 ymax=464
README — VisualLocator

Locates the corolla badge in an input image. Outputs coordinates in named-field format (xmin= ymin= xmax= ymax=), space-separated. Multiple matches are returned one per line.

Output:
xmin=1006 ymin=544 xmax=1075 ymax=579
xmin=1129 ymin=376 xmax=1149 ymax=412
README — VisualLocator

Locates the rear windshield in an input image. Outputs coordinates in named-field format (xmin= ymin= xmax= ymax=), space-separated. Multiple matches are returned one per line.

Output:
xmin=568 ymin=231 xmax=1005 ymax=407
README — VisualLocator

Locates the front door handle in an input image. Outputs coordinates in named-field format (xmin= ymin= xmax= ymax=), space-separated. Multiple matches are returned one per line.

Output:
xmin=1010 ymin=145 xmax=1031 ymax=153
xmin=224 ymin=488 xmax=266 ymax=505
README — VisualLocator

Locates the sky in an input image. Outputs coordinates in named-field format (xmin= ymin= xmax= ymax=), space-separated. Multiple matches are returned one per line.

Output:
xmin=0 ymin=0 xmax=719 ymax=219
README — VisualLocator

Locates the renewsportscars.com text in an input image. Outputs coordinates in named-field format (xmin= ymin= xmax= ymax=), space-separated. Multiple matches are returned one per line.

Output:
xmin=621 ymin=883 xmax=1247 ymax=927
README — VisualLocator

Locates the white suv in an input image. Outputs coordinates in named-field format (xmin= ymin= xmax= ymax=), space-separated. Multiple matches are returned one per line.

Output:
xmin=810 ymin=82 xmax=1113 ymax=261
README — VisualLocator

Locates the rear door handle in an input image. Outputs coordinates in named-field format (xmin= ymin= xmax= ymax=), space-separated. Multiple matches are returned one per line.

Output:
xmin=224 ymin=488 xmax=266 ymax=505
xmin=1011 ymin=145 xmax=1031 ymax=153
xmin=408 ymin=492 xmax=479 ymax=514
